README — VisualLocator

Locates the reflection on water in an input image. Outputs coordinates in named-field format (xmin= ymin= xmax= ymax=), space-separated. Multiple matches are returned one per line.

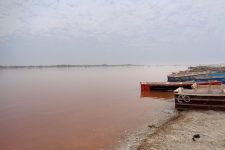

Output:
xmin=140 ymin=91 xmax=174 ymax=100
xmin=0 ymin=66 xmax=187 ymax=150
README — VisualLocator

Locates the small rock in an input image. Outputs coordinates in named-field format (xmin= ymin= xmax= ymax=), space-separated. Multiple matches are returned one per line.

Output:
xmin=163 ymin=110 xmax=174 ymax=114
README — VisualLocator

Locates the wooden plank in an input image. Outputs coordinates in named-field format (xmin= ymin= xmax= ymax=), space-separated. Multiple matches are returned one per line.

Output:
xmin=175 ymin=104 xmax=225 ymax=111
xmin=175 ymin=98 xmax=225 ymax=101
xmin=175 ymin=95 xmax=225 ymax=99
xmin=175 ymin=100 xmax=225 ymax=105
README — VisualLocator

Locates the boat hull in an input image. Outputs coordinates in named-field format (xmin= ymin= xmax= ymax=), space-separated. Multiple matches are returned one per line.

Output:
xmin=140 ymin=82 xmax=193 ymax=91
xmin=141 ymin=81 xmax=221 ymax=92
xmin=194 ymin=77 xmax=225 ymax=84
xmin=175 ymin=94 xmax=225 ymax=111
xmin=168 ymin=73 xmax=225 ymax=82
xmin=167 ymin=75 xmax=200 ymax=82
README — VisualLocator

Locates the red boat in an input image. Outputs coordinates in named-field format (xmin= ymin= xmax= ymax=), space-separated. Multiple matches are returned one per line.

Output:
xmin=140 ymin=81 xmax=221 ymax=92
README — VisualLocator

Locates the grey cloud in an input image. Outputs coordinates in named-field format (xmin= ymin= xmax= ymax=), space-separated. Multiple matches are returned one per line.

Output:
xmin=1 ymin=0 xmax=224 ymax=40
xmin=0 ymin=0 xmax=225 ymax=65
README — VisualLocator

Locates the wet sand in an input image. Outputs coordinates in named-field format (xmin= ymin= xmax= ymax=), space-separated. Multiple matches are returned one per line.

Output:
xmin=114 ymin=108 xmax=225 ymax=150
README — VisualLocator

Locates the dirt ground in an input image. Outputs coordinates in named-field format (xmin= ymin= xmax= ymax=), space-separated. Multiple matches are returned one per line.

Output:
xmin=137 ymin=110 xmax=225 ymax=150
xmin=113 ymin=110 xmax=225 ymax=150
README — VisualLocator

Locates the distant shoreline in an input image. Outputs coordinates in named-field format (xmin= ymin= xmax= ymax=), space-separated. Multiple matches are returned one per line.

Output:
xmin=0 ymin=64 xmax=192 ymax=68
xmin=1 ymin=63 xmax=224 ymax=68
xmin=0 ymin=64 xmax=142 ymax=68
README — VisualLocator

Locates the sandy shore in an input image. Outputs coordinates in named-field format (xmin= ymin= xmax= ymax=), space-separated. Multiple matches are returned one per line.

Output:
xmin=113 ymin=109 xmax=225 ymax=150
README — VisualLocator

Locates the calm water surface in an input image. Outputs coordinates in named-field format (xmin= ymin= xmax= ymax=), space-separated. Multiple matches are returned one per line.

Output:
xmin=0 ymin=66 xmax=186 ymax=150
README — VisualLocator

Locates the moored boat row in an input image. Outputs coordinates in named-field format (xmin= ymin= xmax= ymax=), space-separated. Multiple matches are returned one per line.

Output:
xmin=167 ymin=64 xmax=225 ymax=82
xmin=141 ymin=64 xmax=225 ymax=111
xmin=140 ymin=80 xmax=225 ymax=111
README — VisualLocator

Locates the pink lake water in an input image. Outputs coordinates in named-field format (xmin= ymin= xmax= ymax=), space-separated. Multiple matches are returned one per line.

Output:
xmin=0 ymin=66 xmax=186 ymax=150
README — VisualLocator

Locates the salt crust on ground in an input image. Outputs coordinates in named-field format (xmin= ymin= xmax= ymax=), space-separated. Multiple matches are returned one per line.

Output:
xmin=112 ymin=110 xmax=225 ymax=150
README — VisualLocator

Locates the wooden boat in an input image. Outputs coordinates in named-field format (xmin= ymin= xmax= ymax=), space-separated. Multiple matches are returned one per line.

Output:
xmin=209 ymin=73 xmax=225 ymax=77
xmin=194 ymin=75 xmax=225 ymax=84
xmin=167 ymin=71 xmax=225 ymax=82
xmin=140 ymin=81 xmax=221 ymax=92
xmin=140 ymin=81 xmax=194 ymax=91
xmin=174 ymin=83 xmax=225 ymax=111
xmin=140 ymin=91 xmax=174 ymax=99
xmin=167 ymin=71 xmax=208 ymax=82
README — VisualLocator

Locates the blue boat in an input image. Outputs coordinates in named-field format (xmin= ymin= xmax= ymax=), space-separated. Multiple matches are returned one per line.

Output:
xmin=167 ymin=71 xmax=209 ymax=82
xmin=209 ymin=73 xmax=225 ymax=77
xmin=194 ymin=75 xmax=225 ymax=84
xmin=168 ymin=72 xmax=225 ymax=82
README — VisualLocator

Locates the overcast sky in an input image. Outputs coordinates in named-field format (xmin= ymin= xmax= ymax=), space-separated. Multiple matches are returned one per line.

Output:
xmin=0 ymin=0 xmax=225 ymax=65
